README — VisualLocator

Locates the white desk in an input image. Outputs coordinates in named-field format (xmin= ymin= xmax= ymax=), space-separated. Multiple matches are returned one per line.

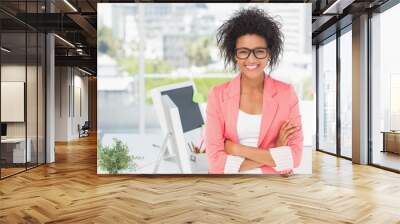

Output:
xmin=1 ymin=138 xmax=31 ymax=163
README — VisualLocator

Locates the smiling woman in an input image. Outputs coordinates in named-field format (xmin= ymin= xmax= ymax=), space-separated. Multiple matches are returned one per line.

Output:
xmin=205 ymin=7 xmax=303 ymax=175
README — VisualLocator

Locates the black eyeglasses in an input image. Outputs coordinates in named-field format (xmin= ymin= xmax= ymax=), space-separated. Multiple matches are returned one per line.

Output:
xmin=235 ymin=47 xmax=269 ymax=59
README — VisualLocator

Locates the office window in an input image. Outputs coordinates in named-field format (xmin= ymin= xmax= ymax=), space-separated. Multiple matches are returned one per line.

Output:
xmin=27 ymin=31 xmax=38 ymax=169
xmin=98 ymin=3 xmax=312 ymax=131
xmin=1 ymin=30 xmax=28 ymax=178
xmin=37 ymin=32 xmax=46 ymax=165
xmin=371 ymin=3 xmax=400 ymax=171
xmin=340 ymin=28 xmax=352 ymax=158
xmin=0 ymin=1 xmax=46 ymax=179
xmin=318 ymin=36 xmax=337 ymax=154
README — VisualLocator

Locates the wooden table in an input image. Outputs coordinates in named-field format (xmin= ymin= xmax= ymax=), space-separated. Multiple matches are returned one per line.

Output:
xmin=381 ymin=131 xmax=400 ymax=154
xmin=1 ymin=138 xmax=31 ymax=165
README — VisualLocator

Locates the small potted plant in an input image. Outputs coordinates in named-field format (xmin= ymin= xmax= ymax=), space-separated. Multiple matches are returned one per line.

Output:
xmin=98 ymin=138 xmax=142 ymax=174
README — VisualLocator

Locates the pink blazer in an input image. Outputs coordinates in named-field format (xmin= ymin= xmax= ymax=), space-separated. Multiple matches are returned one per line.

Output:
xmin=205 ymin=74 xmax=303 ymax=174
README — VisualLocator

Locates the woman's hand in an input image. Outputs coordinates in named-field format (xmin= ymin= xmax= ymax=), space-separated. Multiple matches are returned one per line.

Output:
xmin=278 ymin=169 xmax=293 ymax=177
xmin=224 ymin=140 xmax=241 ymax=156
xmin=276 ymin=120 xmax=299 ymax=147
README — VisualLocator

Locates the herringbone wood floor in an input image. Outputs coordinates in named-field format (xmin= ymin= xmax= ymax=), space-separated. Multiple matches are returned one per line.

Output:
xmin=1 ymin=134 xmax=400 ymax=224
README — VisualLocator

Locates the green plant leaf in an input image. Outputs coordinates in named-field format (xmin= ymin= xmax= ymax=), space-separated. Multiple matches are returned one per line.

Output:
xmin=98 ymin=138 xmax=142 ymax=174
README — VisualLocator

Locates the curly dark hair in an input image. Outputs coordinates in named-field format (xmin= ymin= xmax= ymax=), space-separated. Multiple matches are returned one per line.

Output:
xmin=216 ymin=7 xmax=284 ymax=71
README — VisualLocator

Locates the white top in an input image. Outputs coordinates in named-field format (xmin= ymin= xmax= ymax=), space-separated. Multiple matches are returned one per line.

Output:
xmin=237 ymin=110 xmax=262 ymax=147
xmin=224 ymin=110 xmax=294 ymax=174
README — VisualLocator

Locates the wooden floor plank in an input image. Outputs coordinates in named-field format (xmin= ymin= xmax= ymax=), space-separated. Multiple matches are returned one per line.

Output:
xmin=0 ymin=134 xmax=400 ymax=223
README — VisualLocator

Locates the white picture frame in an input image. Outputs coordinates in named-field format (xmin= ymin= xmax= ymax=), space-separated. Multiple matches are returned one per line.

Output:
xmin=1 ymin=81 xmax=25 ymax=122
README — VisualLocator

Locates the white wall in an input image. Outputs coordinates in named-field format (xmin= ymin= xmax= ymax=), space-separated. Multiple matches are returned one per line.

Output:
xmin=55 ymin=66 xmax=69 ymax=141
xmin=1 ymin=65 xmax=26 ymax=139
xmin=72 ymin=73 xmax=89 ymax=138
xmin=1 ymin=65 xmax=40 ymax=138
xmin=1 ymin=63 xmax=46 ymax=163
xmin=55 ymin=67 xmax=89 ymax=141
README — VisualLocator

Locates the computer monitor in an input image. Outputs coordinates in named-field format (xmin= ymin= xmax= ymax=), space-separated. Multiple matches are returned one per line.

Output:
xmin=1 ymin=123 xmax=7 ymax=137
xmin=151 ymin=81 xmax=204 ymax=157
